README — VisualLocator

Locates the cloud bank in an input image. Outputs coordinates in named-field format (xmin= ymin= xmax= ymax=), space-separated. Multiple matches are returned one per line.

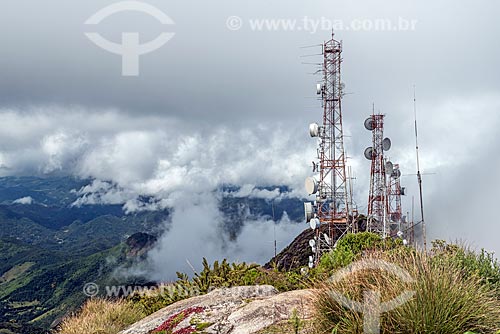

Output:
xmin=1 ymin=0 xmax=500 ymax=274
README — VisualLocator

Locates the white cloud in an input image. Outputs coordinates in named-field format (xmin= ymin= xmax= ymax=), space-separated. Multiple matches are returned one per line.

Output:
xmin=2 ymin=94 xmax=500 ymax=271
xmin=13 ymin=196 xmax=34 ymax=205
xmin=225 ymin=184 xmax=282 ymax=200
xmin=146 ymin=190 xmax=305 ymax=280
xmin=71 ymin=180 xmax=136 ymax=207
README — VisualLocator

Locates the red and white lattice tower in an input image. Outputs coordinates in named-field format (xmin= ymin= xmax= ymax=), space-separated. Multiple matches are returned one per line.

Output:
xmin=304 ymin=35 xmax=350 ymax=267
xmin=364 ymin=113 xmax=390 ymax=237
xmin=387 ymin=164 xmax=404 ymax=237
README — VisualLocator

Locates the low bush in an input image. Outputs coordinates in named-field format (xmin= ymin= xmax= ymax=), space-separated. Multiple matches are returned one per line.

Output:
xmin=129 ymin=258 xmax=305 ymax=315
xmin=316 ymin=232 xmax=402 ymax=274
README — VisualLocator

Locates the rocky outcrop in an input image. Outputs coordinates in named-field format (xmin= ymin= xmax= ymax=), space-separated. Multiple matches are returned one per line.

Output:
xmin=265 ymin=216 xmax=367 ymax=271
xmin=265 ymin=228 xmax=313 ymax=271
xmin=119 ymin=285 xmax=315 ymax=334
xmin=126 ymin=232 xmax=157 ymax=257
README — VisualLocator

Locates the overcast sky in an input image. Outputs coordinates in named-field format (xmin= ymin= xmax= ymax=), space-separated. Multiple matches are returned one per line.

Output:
xmin=1 ymin=0 xmax=500 ymax=274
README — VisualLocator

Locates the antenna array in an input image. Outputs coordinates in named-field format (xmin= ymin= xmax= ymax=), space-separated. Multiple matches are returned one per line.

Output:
xmin=303 ymin=34 xmax=352 ymax=267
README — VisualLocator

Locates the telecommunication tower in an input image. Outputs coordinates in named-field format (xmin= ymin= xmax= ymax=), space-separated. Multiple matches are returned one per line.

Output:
xmin=387 ymin=164 xmax=407 ymax=241
xmin=304 ymin=34 xmax=350 ymax=267
xmin=364 ymin=112 xmax=392 ymax=237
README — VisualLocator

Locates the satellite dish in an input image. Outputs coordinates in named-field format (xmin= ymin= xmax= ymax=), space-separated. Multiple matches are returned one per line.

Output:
xmin=309 ymin=239 xmax=316 ymax=247
xmin=364 ymin=147 xmax=374 ymax=160
xmin=309 ymin=123 xmax=319 ymax=137
xmin=308 ymin=261 xmax=314 ymax=269
xmin=392 ymin=169 xmax=401 ymax=179
xmin=305 ymin=177 xmax=318 ymax=195
xmin=364 ymin=117 xmax=374 ymax=131
xmin=403 ymin=239 xmax=408 ymax=246
xmin=382 ymin=138 xmax=392 ymax=151
xmin=385 ymin=161 xmax=394 ymax=175
xmin=316 ymin=83 xmax=322 ymax=95
xmin=324 ymin=233 xmax=331 ymax=246
xmin=309 ymin=218 xmax=320 ymax=230
xmin=311 ymin=246 xmax=316 ymax=253
xmin=304 ymin=202 xmax=313 ymax=221
xmin=397 ymin=231 xmax=403 ymax=238
xmin=401 ymin=187 xmax=407 ymax=196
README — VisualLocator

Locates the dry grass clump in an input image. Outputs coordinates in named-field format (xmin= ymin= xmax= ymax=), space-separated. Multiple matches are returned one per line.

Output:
xmin=58 ymin=298 xmax=146 ymax=334
xmin=314 ymin=248 xmax=500 ymax=334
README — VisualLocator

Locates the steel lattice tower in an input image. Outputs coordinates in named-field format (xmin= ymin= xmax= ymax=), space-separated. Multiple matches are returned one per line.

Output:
xmin=304 ymin=35 xmax=350 ymax=266
xmin=387 ymin=164 xmax=403 ymax=237
xmin=318 ymin=37 xmax=349 ymax=223
xmin=367 ymin=114 xmax=388 ymax=236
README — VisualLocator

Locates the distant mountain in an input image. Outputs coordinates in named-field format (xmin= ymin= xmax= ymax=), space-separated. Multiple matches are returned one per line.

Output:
xmin=0 ymin=238 xmax=134 ymax=330
xmin=0 ymin=176 xmax=305 ymax=331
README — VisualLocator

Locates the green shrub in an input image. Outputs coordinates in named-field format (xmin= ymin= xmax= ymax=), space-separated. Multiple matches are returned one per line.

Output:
xmin=432 ymin=240 xmax=500 ymax=297
xmin=317 ymin=232 xmax=403 ymax=274
xmin=129 ymin=258 xmax=305 ymax=315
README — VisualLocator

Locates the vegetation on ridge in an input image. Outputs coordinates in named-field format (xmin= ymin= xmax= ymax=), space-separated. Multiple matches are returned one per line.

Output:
xmin=314 ymin=236 xmax=500 ymax=334
xmin=56 ymin=233 xmax=500 ymax=334
xmin=57 ymin=299 xmax=145 ymax=334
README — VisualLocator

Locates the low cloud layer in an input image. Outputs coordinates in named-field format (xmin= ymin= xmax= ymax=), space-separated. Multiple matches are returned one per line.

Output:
xmin=1 ymin=0 xmax=500 ymax=273
xmin=2 ymin=93 xmax=500 ymax=265
xmin=146 ymin=191 xmax=304 ymax=280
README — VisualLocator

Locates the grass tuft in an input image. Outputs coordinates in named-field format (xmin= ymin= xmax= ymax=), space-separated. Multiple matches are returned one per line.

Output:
xmin=314 ymin=248 xmax=500 ymax=334
xmin=57 ymin=298 xmax=146 ymax=334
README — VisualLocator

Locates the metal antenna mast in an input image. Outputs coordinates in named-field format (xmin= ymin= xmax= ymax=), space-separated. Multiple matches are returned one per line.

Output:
xmin=387 ymin=164 xmax=407 ymax=240
xmin=304 ymin=34 xmax=350 ymax=267
xmin=364 ymin=109 xmax=392 ymax=238
xmin=413 ymin=86 xmax=427 ymax=250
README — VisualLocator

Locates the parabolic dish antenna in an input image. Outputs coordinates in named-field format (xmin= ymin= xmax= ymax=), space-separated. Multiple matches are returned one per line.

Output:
xmin=305 ymin=177 xmax=318 ymax=195
xmin=364 ymin=147 xmax=374 ymax=160
xmin=324 ymin=233 xmax=331 ymax=246
xmin=309 ymin=218 xmax=320 ymax=230
xmin=304 ymin=202 xmax=313 ymax=221
xmin=385 ymin=161 xmax=394 ymax=175
xmin=309 ymin=239 xmax=316 ymax=247
xmin=382 ymin=137 xmax=392 ymax=151
xmin=392 ymin=169 xmax=401 ymax=179
xmin=316 ymin=83 xmax=322 ymax=95
xmin=309 ymin=123 xmax=319 ymax=137
xmin=364 ymin=117 xmax=374 ymax=131
xmin=401 ymin=187 xmax=407 ymax=196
